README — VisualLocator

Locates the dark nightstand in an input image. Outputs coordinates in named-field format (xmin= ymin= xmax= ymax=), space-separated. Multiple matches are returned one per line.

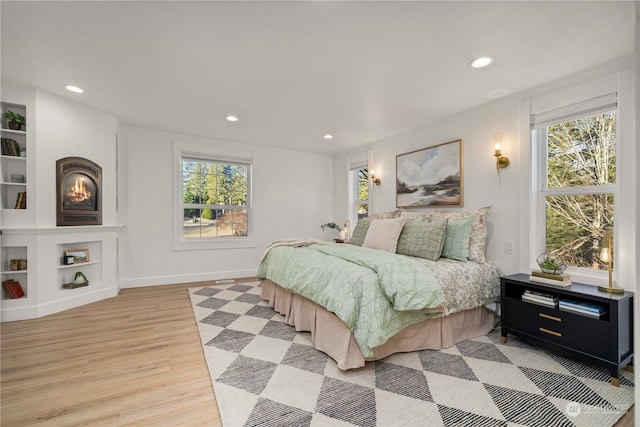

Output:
xmin=501 ymin=273 xmax=633 ymax=386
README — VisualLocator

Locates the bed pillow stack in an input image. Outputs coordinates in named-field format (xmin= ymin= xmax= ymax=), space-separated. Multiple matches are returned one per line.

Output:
xmin=400 ymin=206 xmax=491 ymax=262
xmin=347 ymin=206 xmax=490 ymax=263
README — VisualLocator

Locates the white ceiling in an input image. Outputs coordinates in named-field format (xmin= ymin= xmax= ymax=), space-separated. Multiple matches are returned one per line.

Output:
xmin=0 ymin=1 xmax=634 ymax=155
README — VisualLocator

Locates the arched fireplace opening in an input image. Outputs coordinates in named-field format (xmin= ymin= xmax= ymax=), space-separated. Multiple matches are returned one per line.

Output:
xmin=56 ymin=157 xmax=102 ymax=226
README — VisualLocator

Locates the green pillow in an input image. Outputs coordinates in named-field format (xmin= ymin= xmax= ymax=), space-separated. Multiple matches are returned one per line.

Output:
xmin=441 ymin=217 xmax=474 ymax=261
xmin=396 ymin=219 xmax=447 ymax=260
xmin=348 ymin=218 xmax=372 ymax=246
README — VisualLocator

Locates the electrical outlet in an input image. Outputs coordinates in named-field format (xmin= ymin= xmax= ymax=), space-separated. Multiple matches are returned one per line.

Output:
xmin=504 ymin=241 xmax=514 ymax=254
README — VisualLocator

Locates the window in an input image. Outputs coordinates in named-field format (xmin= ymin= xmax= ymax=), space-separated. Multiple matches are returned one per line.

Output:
xmin=180 ymin=156 xmax=250 ymax=240
xmin=532 ymin=94 xmax=617 ymax=271
xmin=348 ymin=161 xmax=369 ymax=228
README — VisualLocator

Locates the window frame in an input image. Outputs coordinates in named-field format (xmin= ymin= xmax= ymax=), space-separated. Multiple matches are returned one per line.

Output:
xmin=348 ymin=160 xmax=369 ymax=232
xmin=173 ymin=141 xmax=254 ymax=251
xmin=531 ymin=95 xmax=618 ymax=278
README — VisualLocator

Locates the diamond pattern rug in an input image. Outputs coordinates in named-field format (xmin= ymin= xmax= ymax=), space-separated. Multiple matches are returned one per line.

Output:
xmin=189 ymin=281 xmax=634 ymax=427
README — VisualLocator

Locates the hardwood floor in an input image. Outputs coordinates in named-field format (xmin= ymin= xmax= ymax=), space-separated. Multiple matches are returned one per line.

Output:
xmin=1 ymin=278 xmax=634 ymax=426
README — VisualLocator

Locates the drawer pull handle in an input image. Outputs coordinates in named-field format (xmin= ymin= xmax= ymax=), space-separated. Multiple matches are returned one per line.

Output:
xmin=539 ymin=313 xmax=561 ymax=322
xmin=539 ymin=327 xmax=562 ymax=337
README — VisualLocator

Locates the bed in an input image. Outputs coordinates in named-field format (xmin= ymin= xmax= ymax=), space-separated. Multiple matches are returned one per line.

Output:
xmin=257 ymin=207 xmax=501 ymax=370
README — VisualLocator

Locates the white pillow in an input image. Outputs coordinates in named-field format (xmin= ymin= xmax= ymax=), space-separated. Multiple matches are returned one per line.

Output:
xmin=363 ymin=216 xmax=406 ymax=253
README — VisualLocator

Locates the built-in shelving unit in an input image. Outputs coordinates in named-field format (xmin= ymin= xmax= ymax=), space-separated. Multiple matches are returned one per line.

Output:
xmin=1 ymin=101 xmax=28 ymax=211
xmin=57 ymin=241 xmax=103 ymax=290
xmin=0 ymin=246 xmax=28 ymax=300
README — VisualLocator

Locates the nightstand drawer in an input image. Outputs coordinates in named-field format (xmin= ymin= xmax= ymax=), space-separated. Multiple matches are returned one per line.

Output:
xmin=506 ymin=298 xmax=610 ymax=359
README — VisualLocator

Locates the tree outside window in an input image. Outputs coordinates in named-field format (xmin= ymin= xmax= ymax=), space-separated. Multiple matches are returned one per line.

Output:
xmin=182 ymin=158 xmax=249 ymax=239
xmin=542 ymin=110 xmax=616 ymax=270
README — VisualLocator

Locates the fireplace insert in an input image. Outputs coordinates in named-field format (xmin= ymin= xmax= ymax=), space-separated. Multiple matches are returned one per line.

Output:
xmin=56 ymin=157 xmax=102 ymax=226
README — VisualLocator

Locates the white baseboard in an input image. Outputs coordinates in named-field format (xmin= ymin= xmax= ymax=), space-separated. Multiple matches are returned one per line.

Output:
xmin=119 ymin=269 xmax=258 ymax=288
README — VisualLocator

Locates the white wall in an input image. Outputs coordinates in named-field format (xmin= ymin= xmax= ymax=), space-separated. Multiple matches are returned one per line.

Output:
xmin=118 ymin=126 xmax=334 ymax=287
xmin=35 ymin=90 xmax=118 ymax=226
xmin=334 ymin=94 xmax=522 ymax=276
xmin=333 ymin=60 xmax=636 ymax=286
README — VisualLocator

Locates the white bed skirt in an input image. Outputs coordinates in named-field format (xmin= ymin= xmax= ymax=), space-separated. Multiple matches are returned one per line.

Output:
xmin=261 ymin=279 xmax=497 ymax=370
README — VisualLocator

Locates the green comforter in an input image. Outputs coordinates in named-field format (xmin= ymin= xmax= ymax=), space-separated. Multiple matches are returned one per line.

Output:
xmin=256 ymin=242 xmax=445 ymax=357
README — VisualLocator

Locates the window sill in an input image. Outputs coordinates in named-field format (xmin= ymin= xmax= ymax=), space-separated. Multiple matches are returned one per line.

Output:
xmin=174 ymin=237 xmax=256 ymax=251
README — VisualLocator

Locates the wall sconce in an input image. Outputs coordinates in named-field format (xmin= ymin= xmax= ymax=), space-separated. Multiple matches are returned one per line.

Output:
xmin=370 ymin=170 xmax=381 ymax=185
xmin=493 ymin=133 xmax=510 ymax=175
xmin=598 ymin=230 xmax=623 ymax=294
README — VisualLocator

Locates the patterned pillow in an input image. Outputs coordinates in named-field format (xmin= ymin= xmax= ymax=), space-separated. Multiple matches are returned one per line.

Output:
xmin=362 ymin=216 xmax=406 ymax=253
xmin=370 ymin=209 xmax=403 ymax=220
xmin=348 ymin=218 xmax=372 ymax=246
xmin=400 ymin=211 xmax=434 ymax=223
xmin=396 ymin=219 xmax=448 ymax=260
xmin=429 ymin=206 xmax=491 ymax=263
xmin=441 ymin=217 xmax=474 ymax=261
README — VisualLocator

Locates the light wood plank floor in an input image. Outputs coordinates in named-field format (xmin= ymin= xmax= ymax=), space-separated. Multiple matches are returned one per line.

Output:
xmin=1 ymin=278 xmax=634 ymax=426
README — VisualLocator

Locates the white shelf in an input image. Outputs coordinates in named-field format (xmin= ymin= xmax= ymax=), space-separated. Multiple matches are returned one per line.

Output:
xmin=57 ymin=260 xmax=101 ymax=270
xmin=0 ymin=270 xmax=28 ymax=275
xmin=1 ymin=155 xmax=26 ymax=161
xmin=0 ymin=128 xmax=26 ymax=136
xmin=1 ymin=182 xmax=27 ymax=187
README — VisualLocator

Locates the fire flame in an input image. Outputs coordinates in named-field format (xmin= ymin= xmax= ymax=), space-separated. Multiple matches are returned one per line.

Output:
xmin=67 ymin=177 xmax=91 ymax=203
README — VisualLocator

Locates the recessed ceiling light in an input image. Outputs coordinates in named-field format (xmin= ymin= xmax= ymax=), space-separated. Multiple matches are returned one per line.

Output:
xmin=226 ymin=115 xmax=238 ymax=122
xmin=323 ymin=134 xmax=334 ymax=140
xmin=65 ymin=85 xmax=84 ymax=93
xmin=470 ymin=56 xmax=494 ymax=68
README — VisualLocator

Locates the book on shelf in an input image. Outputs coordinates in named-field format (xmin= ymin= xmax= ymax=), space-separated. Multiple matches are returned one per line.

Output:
xmin=1 ymin=137 xmax=20 ymax=156
xmin=14 ymin=192 xmax=26 ymax=209
xmin=522 ymin=294 xmax=558 ymax=308
xmin=531 ymin=270 xmax=571 ymax=282
xmin=528 ymin=275 xmax=571 ymax=287
xmin=559 ymin=303 xmax=606 ymax=318
xmin=2 ymin=279 xmax=25 ymax=299
xmin=559 ymin=299 xmax=606 ymax=314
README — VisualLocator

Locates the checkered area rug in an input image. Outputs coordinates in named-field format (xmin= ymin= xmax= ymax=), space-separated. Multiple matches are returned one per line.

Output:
xmin=189 ymin=281 xmax=634 ymax=427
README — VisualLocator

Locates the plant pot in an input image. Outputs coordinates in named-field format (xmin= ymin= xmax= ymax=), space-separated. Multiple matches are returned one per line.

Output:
xmin=7 ymin=121 xmax=21 ymax=131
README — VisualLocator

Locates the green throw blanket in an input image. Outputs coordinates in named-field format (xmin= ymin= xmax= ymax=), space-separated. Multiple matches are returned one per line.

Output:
xmin=257 ymin=242 xmax=445 ymax=357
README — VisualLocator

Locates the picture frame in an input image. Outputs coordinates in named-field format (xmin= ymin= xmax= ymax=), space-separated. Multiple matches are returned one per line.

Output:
xmin=396 ymin=139 xmax=464 ymax=208
xmin=65 ymin=249 xmax=89 ymax=263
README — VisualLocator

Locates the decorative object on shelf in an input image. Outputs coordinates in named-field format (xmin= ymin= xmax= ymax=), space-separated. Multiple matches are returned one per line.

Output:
xmin=20 ymin=147 xmax=26 ymax=157
xmin=64 ymin=271 xmax=89 ymax=289
xmin=65 ymin=249 xmax=89 ymax=263
xmin=370 ymin=170 xmax=381 ymax=186
xmin=396 ymin=139 xmax=463 ymax=208
xmin=63 ymin=255 xmax=75 ymax=265
xmin=9 ymin=259 xmax=27 ymax=271
xmin=492 ymin=132 xmax=510 ymax=175
xmin=10 ymin=174 xmax=25 ymax=183
xmin=536 ymin=252 xmax=567 ymax=275
xmin=2 ymin=279 xmax=25 ymax=299
xmin=3 ymin=111 xmax=25 ymax=131
xmin=598 ymin=230 xmax=623 ymax=294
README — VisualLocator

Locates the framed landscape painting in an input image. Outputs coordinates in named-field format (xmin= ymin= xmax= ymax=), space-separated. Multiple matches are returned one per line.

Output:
xmin=396 ymin=139 xmax=463 ymax=208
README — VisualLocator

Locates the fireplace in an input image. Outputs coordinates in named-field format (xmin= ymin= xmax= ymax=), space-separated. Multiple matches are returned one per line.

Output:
xmin=56 ymin=157 xmax=102 ymax=226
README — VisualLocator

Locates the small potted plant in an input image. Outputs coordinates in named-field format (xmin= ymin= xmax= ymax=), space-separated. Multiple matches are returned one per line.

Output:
xmin=320 ymin=222 xmax=345 ymax=242
xmin=4 ymin=111 xmax=26 ymax=131
xmin=536 ymin=252 xmax=567 ymax=275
